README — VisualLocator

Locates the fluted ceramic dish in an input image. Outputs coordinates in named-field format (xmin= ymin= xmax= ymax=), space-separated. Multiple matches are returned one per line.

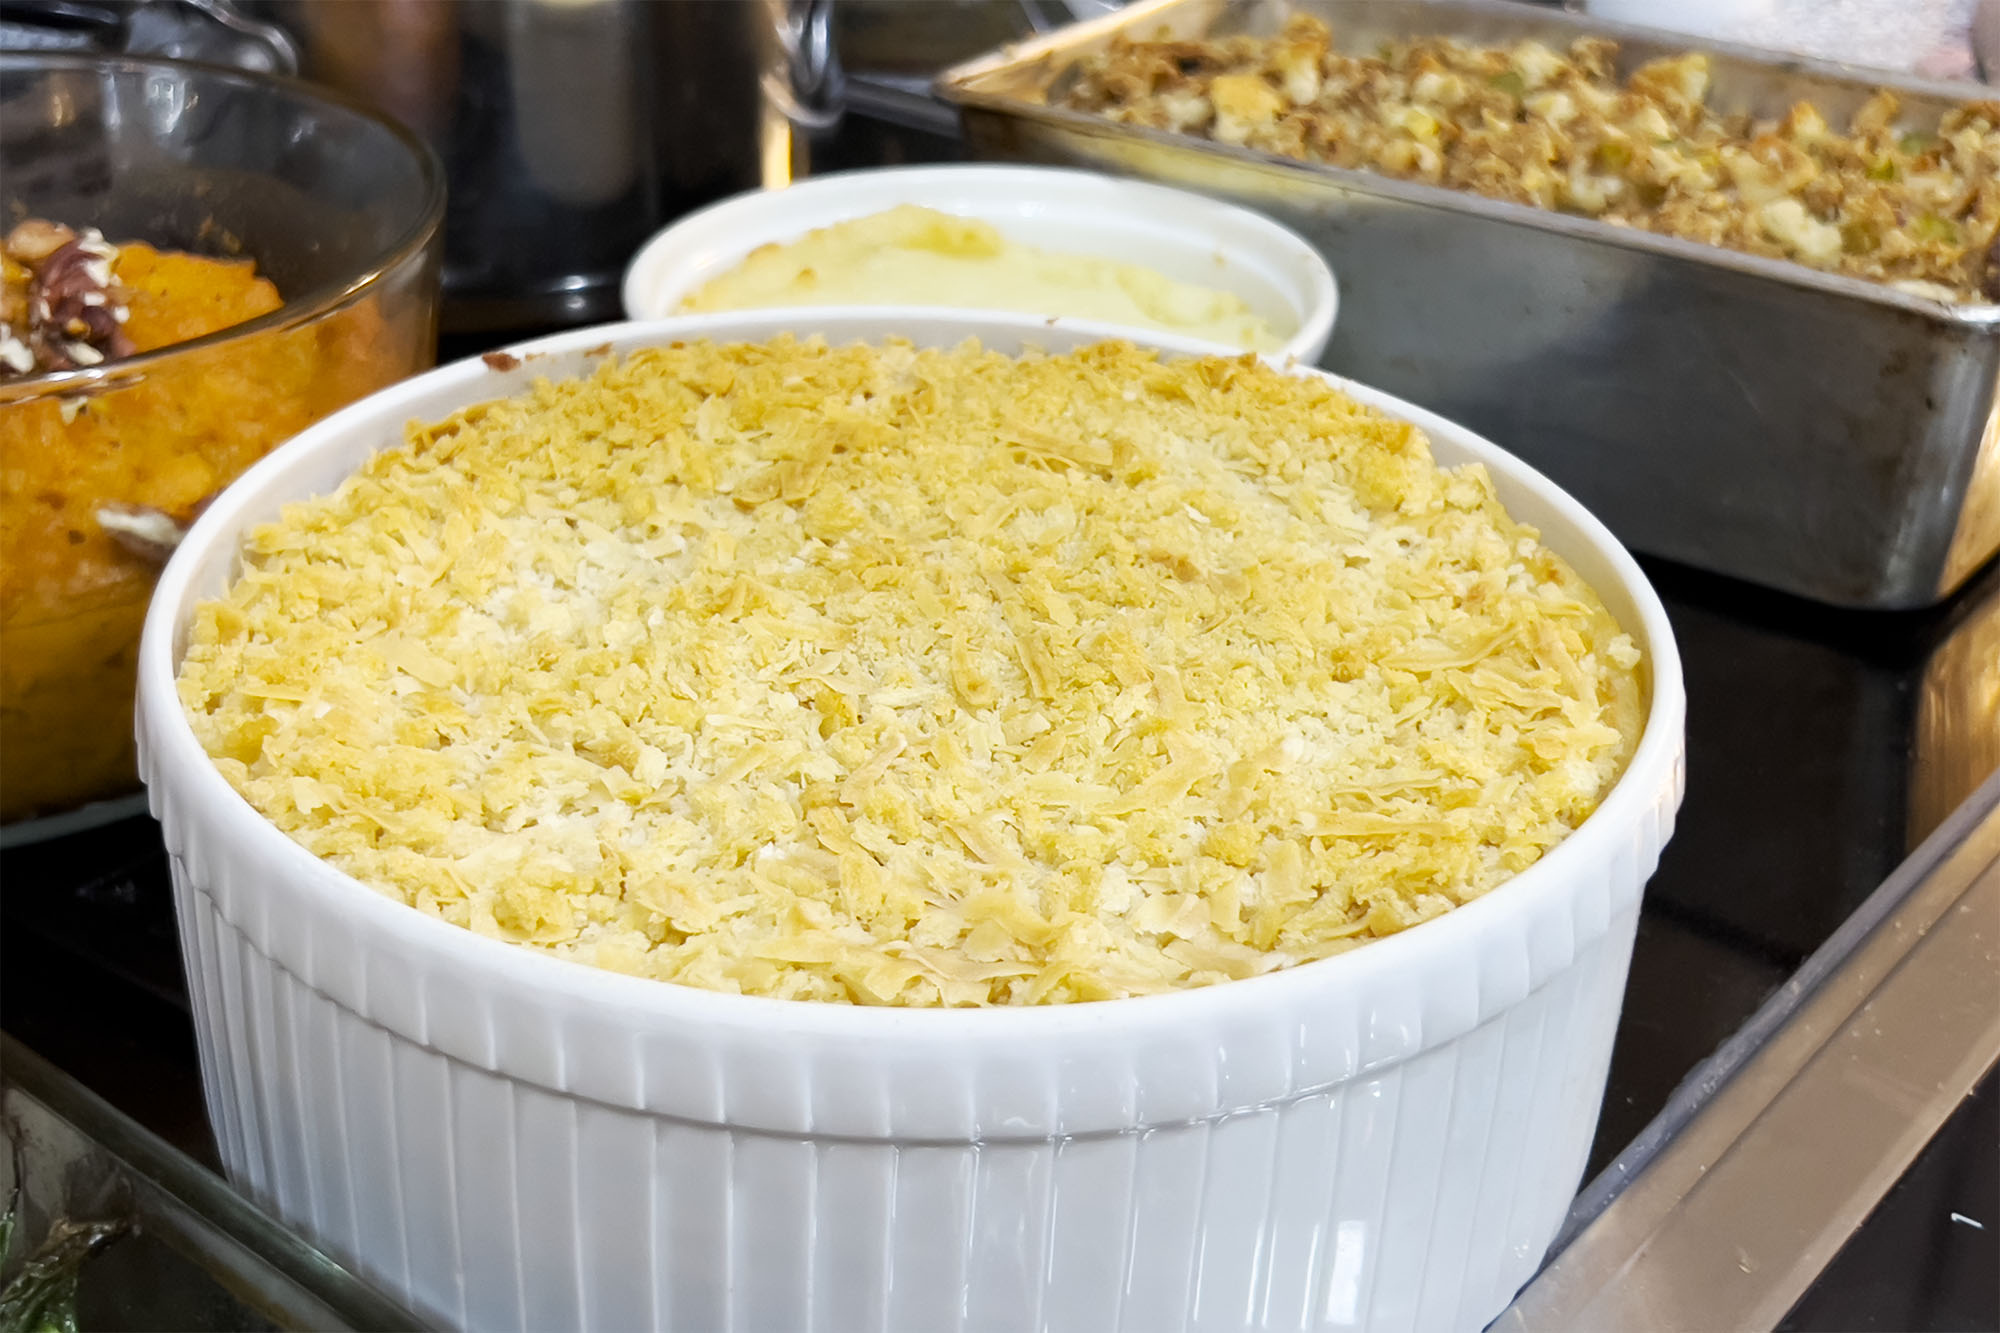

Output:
xmin=137 ymin=311 xmax=1685 ymax=1333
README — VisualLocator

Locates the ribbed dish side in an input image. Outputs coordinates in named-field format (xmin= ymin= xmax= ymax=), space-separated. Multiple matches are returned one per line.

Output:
xmin=160 ymin=747 xmax=1673 ymax=1141
xmin=160 ymin=782 xmax=1664 ymax=1333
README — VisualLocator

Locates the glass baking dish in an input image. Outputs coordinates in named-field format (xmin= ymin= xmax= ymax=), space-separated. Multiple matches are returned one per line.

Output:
xmin=0 ymin=53 xmax=443 ymax=828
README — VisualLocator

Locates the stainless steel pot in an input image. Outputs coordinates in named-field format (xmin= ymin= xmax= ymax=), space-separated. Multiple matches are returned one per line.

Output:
xmin=3 ymin=0 xmax=842 ymax=331
xmin=253 ymin=0 xmax=841 ymax=332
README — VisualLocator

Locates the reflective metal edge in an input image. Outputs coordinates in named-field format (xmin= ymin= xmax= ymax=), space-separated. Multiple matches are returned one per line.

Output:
xmin=842 ymin=71 xmax=969 ymax=137
xmin=0 ymin=1036 xmax=426 ymax=1332
xmin=1496 ymin=767 xmax=2000 ymax=1331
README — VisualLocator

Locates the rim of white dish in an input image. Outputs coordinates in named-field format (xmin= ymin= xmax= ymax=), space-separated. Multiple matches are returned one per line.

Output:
xmin=618 ymin=163 xmax=1339 ymax=364
xmin=139 ymin=312 xmax=1684 ymax=1044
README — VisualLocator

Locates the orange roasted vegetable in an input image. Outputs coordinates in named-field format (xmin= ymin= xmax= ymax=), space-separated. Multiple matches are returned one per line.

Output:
xmin=1 ymin=226 xmax=399 ymax=821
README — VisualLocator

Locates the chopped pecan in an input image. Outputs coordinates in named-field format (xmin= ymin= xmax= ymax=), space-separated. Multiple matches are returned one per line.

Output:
xmin=3 ymin=223 xmax=134 ymax=379
xmin=30 ymin=236 xmax=135 ymax=371
xmin=3 ymin=219 xmax=76 ymax=264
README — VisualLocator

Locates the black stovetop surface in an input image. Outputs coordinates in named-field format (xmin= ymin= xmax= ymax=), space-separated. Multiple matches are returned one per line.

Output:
xmin=4 ymin=108 xmax=1996 ymax=1333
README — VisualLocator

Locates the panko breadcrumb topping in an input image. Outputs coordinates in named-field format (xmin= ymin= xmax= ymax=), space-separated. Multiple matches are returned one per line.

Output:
xmin=178 ymin=337 xmax=1644 ymax=1006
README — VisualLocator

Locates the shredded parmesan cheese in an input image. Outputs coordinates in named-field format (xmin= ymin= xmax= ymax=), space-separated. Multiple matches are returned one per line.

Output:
xmin=177 ymin=337 xmax=1645 ymax=1006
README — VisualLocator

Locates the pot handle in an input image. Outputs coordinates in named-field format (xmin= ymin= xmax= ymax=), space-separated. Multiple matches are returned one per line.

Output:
xmin=1 ymin=0 xmax=298 ymax=72
xmin=766 ymin=0 xmax=844 ymax=132
xmin=139 ymin=0 xmax=299 ymax=73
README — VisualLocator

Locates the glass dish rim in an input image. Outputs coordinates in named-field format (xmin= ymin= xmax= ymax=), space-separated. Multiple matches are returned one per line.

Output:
xmin=0 ymin=50 xmax=446 ymax=404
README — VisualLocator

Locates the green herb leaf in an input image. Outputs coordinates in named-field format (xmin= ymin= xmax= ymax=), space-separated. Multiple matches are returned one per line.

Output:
xmin=0 ymin=1206 xmax=125 ymax=1333
xmin=1915 ymin=212 xmax=1961 ymax=244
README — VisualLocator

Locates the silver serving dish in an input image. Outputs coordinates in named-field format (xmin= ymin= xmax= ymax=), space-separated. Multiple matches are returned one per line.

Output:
xmin=938 ymin=0 xmax=2000 ymax=608
xmin=1 ymin=1037 xmax=422 ymax=1330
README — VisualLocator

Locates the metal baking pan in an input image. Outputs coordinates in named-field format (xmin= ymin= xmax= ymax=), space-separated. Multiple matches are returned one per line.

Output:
xmin=937 ymin=0 xmax=2000 ymax=609
xmin=1 ymin=1037 xmax=424 ymax=1331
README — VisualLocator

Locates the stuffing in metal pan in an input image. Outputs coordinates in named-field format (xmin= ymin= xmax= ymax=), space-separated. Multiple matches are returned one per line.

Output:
xmin=1061 ymin=15 xmax=2000 ymax=301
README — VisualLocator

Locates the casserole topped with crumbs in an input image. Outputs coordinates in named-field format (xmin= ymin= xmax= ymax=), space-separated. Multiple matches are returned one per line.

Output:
xmin=178 ymin=337 xmax=1644 ymax=1006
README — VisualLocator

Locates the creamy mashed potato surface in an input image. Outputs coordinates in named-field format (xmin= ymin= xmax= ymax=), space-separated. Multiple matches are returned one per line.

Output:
xmin=678 ymin=205 xmax=1286 ymax=352
xmin=178 ymin=337 xmax=1644 ymax=1006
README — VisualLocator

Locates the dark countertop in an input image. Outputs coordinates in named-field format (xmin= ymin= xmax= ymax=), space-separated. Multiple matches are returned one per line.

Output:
xmin=3 ymin=102 xmax=1997 ymax=1331
xmin=1782 ymin=1073 xmax=1998 ymax=1332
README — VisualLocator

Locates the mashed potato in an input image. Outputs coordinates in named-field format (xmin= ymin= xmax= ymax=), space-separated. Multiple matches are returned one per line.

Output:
xmin=178 ymin=337 xmax=1644 ymax=1006
xmin=678 ymin=205 xmax=1286 ymax=352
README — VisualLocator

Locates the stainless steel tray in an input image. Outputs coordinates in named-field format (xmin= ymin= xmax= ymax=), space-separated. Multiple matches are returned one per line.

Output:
xmin=1 ymin=1037 xmax=424 ymax=1332
xmin=938 ymin=0 xmax=2000 ymax=608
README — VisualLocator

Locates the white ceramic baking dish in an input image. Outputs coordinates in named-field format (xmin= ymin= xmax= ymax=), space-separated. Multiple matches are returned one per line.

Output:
xmin=137 ymin=311 xmax=1684 ymax=1333
xmin=620 ymin=165 xmax=1339 ymax=364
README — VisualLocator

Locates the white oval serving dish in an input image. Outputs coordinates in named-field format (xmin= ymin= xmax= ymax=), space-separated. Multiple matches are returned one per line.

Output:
xmin=139 ymin=311 xmax=1683 ymax=1333
xmin=620 ymin=165 xmax=1339 ymax=364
